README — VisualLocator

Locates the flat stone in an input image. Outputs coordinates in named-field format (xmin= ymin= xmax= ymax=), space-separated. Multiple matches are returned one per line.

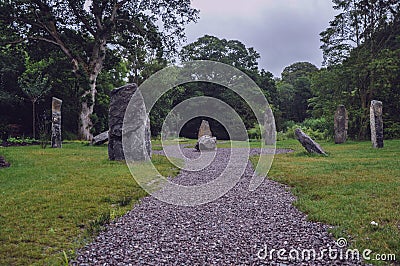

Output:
xmin=92 ymin=131 xmax=109 ymax=145
xmin=295 ymin=128 xmax=327 ymax=155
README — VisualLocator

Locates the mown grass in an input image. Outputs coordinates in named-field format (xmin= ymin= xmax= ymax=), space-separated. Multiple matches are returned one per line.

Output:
xmin=0 ymin=142 xmax=180 ymax=265
xmin=251 ymin=139 xmax=400 ymax=264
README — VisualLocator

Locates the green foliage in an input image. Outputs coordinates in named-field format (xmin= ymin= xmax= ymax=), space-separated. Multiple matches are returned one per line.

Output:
xmin=1 ymin=0 xmax=199 ymax=139
xmin=247 ymin=123 xmax=264 ymax=140
xmin=282 ymin=118 xmax=331 ymax=141
xmin=5 ymin=136 xmax=37 ymax=145
xmin=275 ymin=62 xmax=318 ymax=128
xmin=313 ymin=1 xmax=400 ymax=140
xmin=170 ymin=35 xmax=277 ymax=138
xmin=18 ymin=55 xmax=52 ymax=101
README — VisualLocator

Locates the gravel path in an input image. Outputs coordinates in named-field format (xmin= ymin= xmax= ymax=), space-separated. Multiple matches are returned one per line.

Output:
xmin=72 ymin=147 xmax=363 ymax=265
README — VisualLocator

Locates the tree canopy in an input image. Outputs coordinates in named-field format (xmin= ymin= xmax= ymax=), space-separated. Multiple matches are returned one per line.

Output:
xmin=0 ymin=0 xmax=198 ymax=140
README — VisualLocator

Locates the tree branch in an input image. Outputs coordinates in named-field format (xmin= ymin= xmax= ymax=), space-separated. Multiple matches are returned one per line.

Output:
xmin=31 ymin=0 xmax=89 ymax=73
xmin=69 ymin=3 xmax=96 ymax=36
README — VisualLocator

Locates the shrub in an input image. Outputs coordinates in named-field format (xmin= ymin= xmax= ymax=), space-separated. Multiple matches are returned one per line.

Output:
xmin=247 ymin=123 xmax=264 ymax=140
xmin=6 ymin=137 xmax=38 ymax=145
xmin=385 ymin=121 xmax=400 ymax=139
xmin=282 ymin=118 xmax=332 ymax=141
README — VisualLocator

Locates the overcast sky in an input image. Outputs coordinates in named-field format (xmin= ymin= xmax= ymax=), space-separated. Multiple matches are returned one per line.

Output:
xmin=183 ymin=0 xmax=338 ymax=77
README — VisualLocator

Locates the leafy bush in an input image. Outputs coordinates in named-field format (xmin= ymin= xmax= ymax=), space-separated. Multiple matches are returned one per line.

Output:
xmin=6 ymin=137 xmax=38 ymax=145
xmin=302 ymin=117 xmax=332 ymax=134
xmin=385 ymin=121 xmax=400 ymax=139
xmin=247 ymin=123 xmax=264 ymax=140
xmin=282 ymin=118 xmax=332 ymax=141
xmin=277 ymin=131 xmax=288 ymax=141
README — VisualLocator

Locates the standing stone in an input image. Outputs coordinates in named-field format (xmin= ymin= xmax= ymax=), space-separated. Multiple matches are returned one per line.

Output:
xmin=108 ymin=84 xmax=151 ymax=161
xmin=264 ymin=107 xmax=276 ymax=145
xmin=51 ymin=97 xmax=62 ymax=148
xmin=295 ymin=128 xmax=327 ymax=155
xmin=370 ymin=100 xmax=384 ymax=148
xmin=198 ymin=120 xmax=212 ymax=139
xmin=334 ymin=105 xmax=348 ymax=144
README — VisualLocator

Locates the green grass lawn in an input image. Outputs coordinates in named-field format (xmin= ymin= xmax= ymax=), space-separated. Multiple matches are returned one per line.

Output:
xmin=251 ymin=139 xmax=400 ymax=264
xmin=1 ymin=139 xmax=399 ymax=265
xmin=0 ymin=142 xmax=180 ymax=265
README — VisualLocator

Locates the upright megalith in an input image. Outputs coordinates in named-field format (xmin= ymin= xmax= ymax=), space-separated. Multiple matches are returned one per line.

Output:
xmin=264 ymin=107 xmax=276 ymax=145
xmin=295 ymin=128 xmax=327 ymax=155
xmin=334 ymin=105 xmax=348 ymax=144
xmin=51 ymin=97 xmax=62 ymax=148
xmin=198 ymin=120 xmax=212 ymax=139
xmin=108 ymin=84 xmax=151 ymax=161
xmin=195 ymin=120 xmax=216 ymax=151
xmin=370 ymin=100 xmax=384 ymax=148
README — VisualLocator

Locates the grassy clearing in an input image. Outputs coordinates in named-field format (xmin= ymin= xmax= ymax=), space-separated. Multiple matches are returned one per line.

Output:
xmin=151 ymin=138 xmax=197 ymax=151
xmin=251 ymin=139 xmax=400 ymax=264
xmin=0 ymin=142 xmax=180 ymax=265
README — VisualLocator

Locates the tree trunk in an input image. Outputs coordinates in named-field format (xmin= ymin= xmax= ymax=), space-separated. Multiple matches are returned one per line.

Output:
xmin=79 ymin=79 xmax=97 ymax=141
xmin=78 ymin=38 xmax=107 ymax=141
xmin=32 ymin=100 xmax=36 ymax=139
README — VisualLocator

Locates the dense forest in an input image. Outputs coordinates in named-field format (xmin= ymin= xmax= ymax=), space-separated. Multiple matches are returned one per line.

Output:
xmin=0 ymin=0 xmax=399 ymax=141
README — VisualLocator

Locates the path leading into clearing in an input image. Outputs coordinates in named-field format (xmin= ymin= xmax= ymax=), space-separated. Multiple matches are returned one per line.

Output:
xmin=72 ymin=147 xmax=363 ymax=265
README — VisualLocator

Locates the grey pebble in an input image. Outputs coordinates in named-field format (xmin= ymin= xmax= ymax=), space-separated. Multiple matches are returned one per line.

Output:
xmin=72 ymin=147 xmax=364 ymax=265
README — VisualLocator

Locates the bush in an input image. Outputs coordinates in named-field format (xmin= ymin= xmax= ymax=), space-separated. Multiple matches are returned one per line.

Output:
xmin=282 ymin=118 xmax=332 ymax=141
xmin=6 ymin=137 xmax=38 ymax=145
xmin=302 ymin=117 xmax=333 ymax=135
xmin=385 ymin=121 xmax=400 ymax=139
xmin=247 ymin=123 xmax=264 ymax=140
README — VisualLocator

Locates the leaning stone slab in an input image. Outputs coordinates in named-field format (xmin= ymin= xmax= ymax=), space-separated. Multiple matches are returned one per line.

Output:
xmin=92 ymin=131 xmax=109 ymax=145
xmin=195 ymin=135 xmax=217 ymax=151
xmin=198 ymin=120 xmax=212 ymax=139
xmin=334 ymin=105 xmax=348 ymax=144
xmin=370 ymin=100 xmax=384 ymax=148
xmin=51 ymin=97 xmax=62 ymax=148
xmin=295 ymin=128 xmax=327 ymax=155
xmin=109 ymin=84 xmax=151 ymax=161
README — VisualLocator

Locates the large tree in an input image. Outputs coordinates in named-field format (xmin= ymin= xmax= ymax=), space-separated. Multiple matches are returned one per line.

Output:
xmin=0 ymin=0 xmax=198 ymax=140
xmin=316 ymin=0 xmax=400 ymax=139
xmin=320 ymin=0 xmax=399 ymax=66
xmin=176 ymin=35 xmax=277 ymax=137
xmin=277 ymin=62 xmax=318 ymax=123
